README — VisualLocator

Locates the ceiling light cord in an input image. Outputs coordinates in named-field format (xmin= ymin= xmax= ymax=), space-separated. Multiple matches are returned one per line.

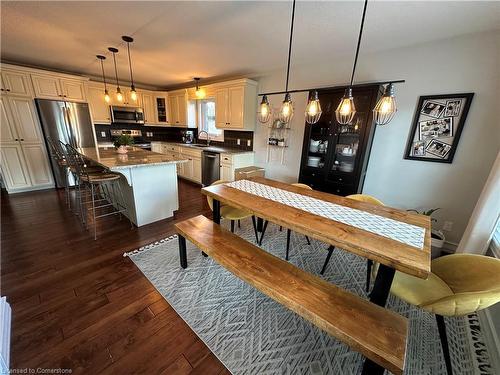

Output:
xmin=112 ymin=51 xmax=120 ymax=89
xmin=126 ymin=42 xmax=134 ymax=87
xmin=99 ymin=59 xmax=107 ymax=90
xmin=284 ymin=0 xmax=296 ymax=93
xmin=349 ymin=0 xmax=368 ymax=87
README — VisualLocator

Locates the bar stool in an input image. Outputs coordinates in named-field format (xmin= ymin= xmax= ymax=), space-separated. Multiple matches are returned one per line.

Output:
xmin=46 ymin=137 xmax=71 ymax=208
xmin=64 ymin=144 xmax=131 ymax=239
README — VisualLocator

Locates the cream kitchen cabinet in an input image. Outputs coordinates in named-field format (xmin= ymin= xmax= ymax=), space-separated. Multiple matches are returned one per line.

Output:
xmin=31 ymin=74 xmax=87 ymax=102
xmin=219 ymin=152 xmax=255 ymax=181
xmin=214 ymin=79 xmax=257 ymax=130
xmin=178 ymin=146 xmax=202 ymax=183
xmin=1 ymin=70 xmax=33 ymax=97
xmin=0 ymin=96 xmax=54 ymax=193
xmin=141 ymin=92 xmax=155 ymax=124
xmin=167 ymin=90 xmax=188 ymax=127
xmin=154 ymin=95 xmax=169 ymax=125
xmin=151 ymin=142 xmax=163 ymax=153
xmin=86 ymin=83 xmax=111 ymax=123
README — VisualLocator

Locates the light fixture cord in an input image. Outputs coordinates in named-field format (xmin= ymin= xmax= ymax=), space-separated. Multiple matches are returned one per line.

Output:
xmin=349 ymin=0 xmax=368 ymax=87
xmin=112 ymin=52 xmax=120 ymax=88
xmin=99 ymin=59 xmax=107 ymax=90
xmin=284 ymin=0 xmax=296 ymax=93
xmin=126 ymin=42 xmax=134 ymax=87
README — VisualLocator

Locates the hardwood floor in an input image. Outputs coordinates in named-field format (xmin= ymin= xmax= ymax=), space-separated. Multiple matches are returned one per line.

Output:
xmin=1 ymin=179 xmax=229 ymax=374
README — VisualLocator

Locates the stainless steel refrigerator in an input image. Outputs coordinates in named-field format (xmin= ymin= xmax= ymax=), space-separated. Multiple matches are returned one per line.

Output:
xmin=35 ymin=99 xmax=97 ymax=188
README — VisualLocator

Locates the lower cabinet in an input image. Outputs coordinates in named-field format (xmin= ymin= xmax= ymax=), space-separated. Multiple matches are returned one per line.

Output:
xmin=152 ymin=142 xmax=202 ymax=184
xmin=219 ymin=152 xmax=255 ymax=182
xmin=0 ymin=144 xmax=32 ymax=190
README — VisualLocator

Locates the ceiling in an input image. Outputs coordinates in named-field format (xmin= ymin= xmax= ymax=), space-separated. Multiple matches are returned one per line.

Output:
xmin=2 ymin=1 xmax=499 ymax=89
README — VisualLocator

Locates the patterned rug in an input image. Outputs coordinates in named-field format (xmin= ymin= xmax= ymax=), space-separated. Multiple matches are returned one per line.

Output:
xmin=125 ymin=217 xmax=494 ymax=375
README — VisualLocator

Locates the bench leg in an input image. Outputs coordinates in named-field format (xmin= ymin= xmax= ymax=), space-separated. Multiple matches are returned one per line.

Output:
xmin=320 ymin=246 xmax=335 ymax=275
xmin=178 ymin=235 xmax=187 ymax=269
xmin=257 ymin=217 xmax=264 ymax=232
xmin=366 ymin=259 xmax=373 ymax=293
xmin=258 ymin=220 xmax=269 ymax=246
xmin=251 ymin=216 xmax=259 ymax=243
xmin=305 ymin=235 xmax=311 ymax=245
xmin=436 ymin=315 xmax=453 ymax=375
xmin=361 ymin=263 xmax=396 ymax=374
xmin=231 ymin=220 xmax=235 ymax=233
xmin=285 ymin=229 xmax=291 ymax=260
xmin=213 ymin=199 xmax=221 ymax=224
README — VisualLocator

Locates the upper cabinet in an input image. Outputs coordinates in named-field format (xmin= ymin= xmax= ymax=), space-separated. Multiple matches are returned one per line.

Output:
xmin=141 ymin=92 xmax=155 ymax=125
xmin=1 ymin=70 xmax=33 ymax=97
xmin=168 ymin=90 xmax=189 ymax=127
xmin=86 ymin=83 xmax=111 ymax=124
xmin=154 ymin=94 xmax=169 ymax=125
xmin=31 ymin=73 xmax=87 ymax=102
xmin=214 ymin=79 xmax=257 ymax=130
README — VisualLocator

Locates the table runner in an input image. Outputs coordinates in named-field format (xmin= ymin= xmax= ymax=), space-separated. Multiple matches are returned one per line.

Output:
xmin=225 ymin=180 xmax=425 ymax=249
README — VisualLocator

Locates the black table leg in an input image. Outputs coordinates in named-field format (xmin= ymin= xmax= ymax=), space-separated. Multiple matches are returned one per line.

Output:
xmin=213 ymin=199 xmax=221 ymax=224
xmin=361 ymin=263 xmax=396 ymax=375
xmin=257 ymin=217 xmax=264 ymax=232
xmin=258 ymin=220 xmax=269 ymax=246
xmin=178 ymin=234 xmax=187 ymax=269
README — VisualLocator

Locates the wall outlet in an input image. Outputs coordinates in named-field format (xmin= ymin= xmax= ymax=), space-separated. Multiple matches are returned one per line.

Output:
xmin=442 ymin=221 xmax=453 ymax=231
xmin=237 ymin=139 xmax=241 ymax=145
xmin=100 ymin=131 xmax=106 ymax=138
xmin=247 ymin=139 xmax=251 ymax=147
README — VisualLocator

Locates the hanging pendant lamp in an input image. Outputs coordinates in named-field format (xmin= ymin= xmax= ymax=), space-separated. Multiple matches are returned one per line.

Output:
xmin=108 ymin=47 xmax=123 ymax=102
xmin=122 ymin=36 xmax=137 ymax=102
xmin=373 ymin=82 xmax=397 ymax=125
xmin=257 ymin=95 xmax=272 ymax=123
xmin=305 ymin=90 xmax=322 ymax=124
xmin=194 ymin=77 xmax=206 ymax=99
xmin=335 ymin=0 xmax=369 ymax=125
xmin=96 ymin=55 xmax=110 ymax=103
xmin=278 ymin=0 xmax=296 ymax=124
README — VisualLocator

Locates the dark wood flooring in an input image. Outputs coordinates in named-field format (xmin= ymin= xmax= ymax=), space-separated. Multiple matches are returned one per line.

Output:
xmin=1 ymin=179 xmax=229 ymax=374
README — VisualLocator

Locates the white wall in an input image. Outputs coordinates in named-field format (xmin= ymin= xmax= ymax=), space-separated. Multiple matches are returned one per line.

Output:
xmin=253 ymin=30 xmax=500 ymax=245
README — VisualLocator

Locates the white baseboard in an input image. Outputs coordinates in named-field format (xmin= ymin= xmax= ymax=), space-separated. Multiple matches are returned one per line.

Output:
xmin=477 ymin=309 xmax=500 ymax=374
xmin=0 ymin=297 xmax=11 ymax=374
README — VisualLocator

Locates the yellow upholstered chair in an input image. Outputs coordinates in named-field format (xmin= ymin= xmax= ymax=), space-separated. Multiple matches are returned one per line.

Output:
xmin=206 ymin=180 xmax=259 ymax=242
xmin=320 ymin=194 xmax=384 ymax=281
xmin=390 ymin=254 xmax=500 ymax=375
xmin=259 ymin=183 xmax=312 ymax=260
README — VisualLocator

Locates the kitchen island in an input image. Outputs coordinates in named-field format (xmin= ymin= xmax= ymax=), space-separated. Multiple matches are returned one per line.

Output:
xmin=79 ymin=147 xmax=188 ymax=227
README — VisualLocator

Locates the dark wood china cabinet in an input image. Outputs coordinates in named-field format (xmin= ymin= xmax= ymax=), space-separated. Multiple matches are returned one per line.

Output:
xmin=298 ymin=85 xmax=382 ymax=196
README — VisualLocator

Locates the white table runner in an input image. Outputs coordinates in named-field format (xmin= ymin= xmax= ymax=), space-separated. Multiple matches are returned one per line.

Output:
xmin=225 ymin=180 xmax=425 ymax=249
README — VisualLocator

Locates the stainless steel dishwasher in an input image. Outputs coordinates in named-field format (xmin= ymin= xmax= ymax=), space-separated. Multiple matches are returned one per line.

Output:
xmin=202 ymin=151 xmax=220 ymax=186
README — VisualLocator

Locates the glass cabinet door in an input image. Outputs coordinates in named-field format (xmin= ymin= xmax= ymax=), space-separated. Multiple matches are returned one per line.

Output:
xmin=330 ymin=113 xmax=365 ymax=174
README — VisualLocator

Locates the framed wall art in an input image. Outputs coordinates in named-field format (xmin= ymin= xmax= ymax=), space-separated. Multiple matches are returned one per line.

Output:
xmin=404 ymin=93 xmax=474 ymax=163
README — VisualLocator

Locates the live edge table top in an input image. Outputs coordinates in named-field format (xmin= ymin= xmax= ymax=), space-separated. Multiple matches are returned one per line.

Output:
xmin=201 ymin=177 xmax=431 ymax=279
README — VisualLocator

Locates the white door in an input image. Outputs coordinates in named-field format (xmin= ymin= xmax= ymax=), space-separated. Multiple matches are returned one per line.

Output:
xmin=142 ymin=93 xmax=155 ymax=124
xmin=0 ymin=144 xmax=32 ymax=190
xmin=215 ymin=88 xmax=228 ymax=128
xmin=31 ymin=74 xmax=62 ymax=99
xmin=0 ymin=97 xmax=19 ymax=143
xmin=1 ymin=71 xmax=33 ymax=96
xmin=87 ymin=85 xmax=111 ymax=123
xmin=227 ymin=86 xmax=244 ymax=128
xmin=60 ymin=79 xmax=86 ymax=101
xmin=21 ymin=144 xmax=54 ymax=186
xmin=7 ymin=97 xmax=44 ymax=143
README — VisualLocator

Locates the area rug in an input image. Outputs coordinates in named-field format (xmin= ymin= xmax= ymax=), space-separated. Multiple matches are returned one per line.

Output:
xmin=124 ymin=218 xmax=494 ymax=375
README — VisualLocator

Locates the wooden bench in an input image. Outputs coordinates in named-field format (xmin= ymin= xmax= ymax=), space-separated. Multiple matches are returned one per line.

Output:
xmin=175 ymin=215 xmax=408 ymax=375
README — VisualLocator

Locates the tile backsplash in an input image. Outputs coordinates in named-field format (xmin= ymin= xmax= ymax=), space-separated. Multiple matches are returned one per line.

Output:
xmin=94 ymin=123 xmax=253 ymax=150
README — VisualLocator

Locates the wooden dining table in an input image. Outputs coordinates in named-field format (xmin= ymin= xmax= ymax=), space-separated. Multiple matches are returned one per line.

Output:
xmin=201 ymin=176 xmax=432 ymax=374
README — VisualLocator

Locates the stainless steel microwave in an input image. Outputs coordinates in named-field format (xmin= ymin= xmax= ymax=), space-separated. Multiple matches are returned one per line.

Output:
xmin=110 ymin=106 xmax=145 ymax=124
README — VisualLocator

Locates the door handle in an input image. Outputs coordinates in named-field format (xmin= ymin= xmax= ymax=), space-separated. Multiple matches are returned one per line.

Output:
xmin=205 ymin=155 xmax=217 ymax=159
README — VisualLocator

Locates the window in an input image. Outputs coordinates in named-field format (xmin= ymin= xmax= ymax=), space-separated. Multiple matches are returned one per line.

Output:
xmin=198 ymin=99 xmax=223 ymax=141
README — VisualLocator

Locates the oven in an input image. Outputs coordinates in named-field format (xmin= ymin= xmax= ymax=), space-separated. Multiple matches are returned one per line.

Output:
xmin=110 ymin=106 xmax=144 ymax=124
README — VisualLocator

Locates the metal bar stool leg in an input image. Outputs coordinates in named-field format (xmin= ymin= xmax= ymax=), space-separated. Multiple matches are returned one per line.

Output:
xmin=285 ymin=229 xmax=291 ymax=260
xmin=91 ymin=183 xmax=97 ymax=240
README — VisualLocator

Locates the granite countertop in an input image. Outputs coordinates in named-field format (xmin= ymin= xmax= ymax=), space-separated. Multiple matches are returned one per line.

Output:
xmin=79 ymin=147 xmax=188 ymax=170
xmin=156 ymin=141 xmax=255 ymax=155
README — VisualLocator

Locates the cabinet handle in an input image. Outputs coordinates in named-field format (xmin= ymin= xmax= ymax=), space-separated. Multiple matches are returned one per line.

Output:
xmin=20 ymin=138 xmax=24 ymax=141
xmin=338 ymin=177 xmax=343 ymax=181
xmin=14 ymin=138 xmax=19 ymax=141
xmin=6 ymin=89 xmax=11 ymax=92
xmin=0 ymin=88 xmax=4 ymax=91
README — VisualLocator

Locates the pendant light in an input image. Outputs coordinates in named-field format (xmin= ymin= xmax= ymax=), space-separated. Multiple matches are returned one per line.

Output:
xmin=194 ymin=77 xmax=206 ymax=99
xmin=305 ymin=90 xmax=322 ymax=124
xmin=278 ymin=0 xmax=296 ymax=124
xmin=108 ymin=47 xmax=123 ymax=102
xmin=122 ymin=36 xmax=137 ymax=102
xmin=335 ymin=0 xmax=369 ymax=125
xmin=373 ymin=82 xmax=397 ymax=125
xmin=257 ymin=95 xmax=271 ymax=123
xmin=96 ymin=55 xmax=110 ymax=103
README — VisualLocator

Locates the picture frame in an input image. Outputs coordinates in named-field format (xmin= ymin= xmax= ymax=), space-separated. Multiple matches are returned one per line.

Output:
xmin=404 ymin=93 xmax=474 ymax=163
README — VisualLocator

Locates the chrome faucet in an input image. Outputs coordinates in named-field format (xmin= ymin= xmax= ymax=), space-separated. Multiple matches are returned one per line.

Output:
xmin=198 ymin=130 xmax=211 ymax=146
